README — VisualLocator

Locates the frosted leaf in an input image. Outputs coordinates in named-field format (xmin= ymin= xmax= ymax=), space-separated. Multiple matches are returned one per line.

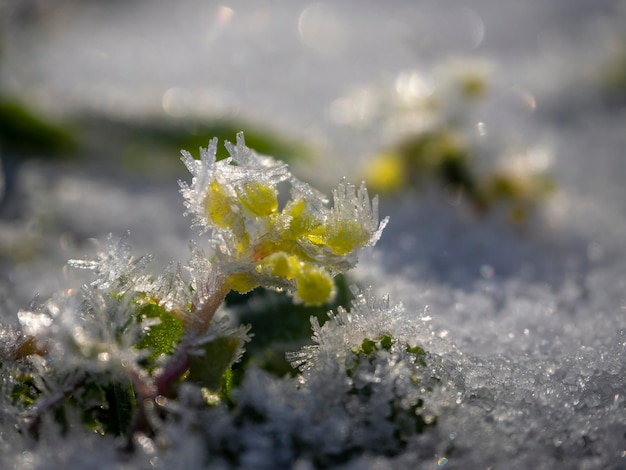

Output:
xmin=189 ymin=318 xmax=251 ymax=366
xmin=186 ymin=244 xmax=227 ymax=301
xmin=138 ymin=262 xmax=190 ymax=314
xmin=0 ymin=325 xmax=22 ymax=361
xmin=68 ymin=233 xmax=152 ymax=293
xmin=288 ymin=287 xmax=413 ymax=373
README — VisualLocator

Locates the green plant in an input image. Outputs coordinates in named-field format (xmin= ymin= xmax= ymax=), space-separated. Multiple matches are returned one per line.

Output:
xmin=0 ymin=132 xmax=387 ymax=450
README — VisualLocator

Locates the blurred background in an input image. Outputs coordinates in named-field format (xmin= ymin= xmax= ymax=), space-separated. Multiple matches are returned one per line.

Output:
xmin=0 ymin=0 xmax=625 ymax=306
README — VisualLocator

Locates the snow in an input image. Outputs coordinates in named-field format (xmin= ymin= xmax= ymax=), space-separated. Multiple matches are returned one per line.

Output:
xmin=1 ymin=0 xmax=626 ymax=468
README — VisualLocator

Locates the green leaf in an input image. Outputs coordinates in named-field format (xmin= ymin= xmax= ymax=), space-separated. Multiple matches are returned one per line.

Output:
xmin=135 ymin=304 xmax=185 ymax=360
xmin=227 ymin=274 xmax=352 ymax=377
xmin=379 ymin=334 xmax=394 ymax=351
xmin=100 ymin=381 xmax=136 ymax=436
xmin=360 ymin=338 xmax=377 ymax=355
xmin=406 ymin=344 xmax=428 ymax=367
xmin=78 ymin=378 xmax=136 ymax=436
xmin=188 ymin=336 xmax=241 ymax=392
xmin=75 ymin=113 xmax=311 ymax=176
xmin=219 ymin=368 xmax=235 ymax=404
xmin=11 ymin=374 xmax=40 ymax=407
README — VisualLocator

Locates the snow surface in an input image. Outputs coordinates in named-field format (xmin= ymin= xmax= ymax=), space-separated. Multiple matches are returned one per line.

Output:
xmin=1 ymin=0 xmax=626 ymax=468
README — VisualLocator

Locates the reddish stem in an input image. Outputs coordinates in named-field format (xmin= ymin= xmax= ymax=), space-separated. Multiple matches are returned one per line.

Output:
xmin=188 ymin=282 xmax=230 ymax=333
xmin=124 ymin=281 xmax=230 ymax=451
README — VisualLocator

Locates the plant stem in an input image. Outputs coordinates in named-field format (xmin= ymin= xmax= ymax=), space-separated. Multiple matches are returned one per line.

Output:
xmin=26 ymin=373 xmax=86 ymax=439
xmin=189 ymin=282 xmax=230 ymax=332
xmin=124 ymin=283 xmax=230 ymax=451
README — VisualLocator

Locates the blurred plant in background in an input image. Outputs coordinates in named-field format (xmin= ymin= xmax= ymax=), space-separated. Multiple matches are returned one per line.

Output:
xmin=333 ymin=59 xmax=556 ymax=224
xmin=597 ymin=33 xmax=626 ymax=105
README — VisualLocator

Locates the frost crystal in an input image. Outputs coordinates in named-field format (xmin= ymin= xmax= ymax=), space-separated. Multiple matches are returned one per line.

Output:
xmin=68 ymin=233 xmax=152 ymax=293
xmin=289 ymin=287 xmax=430 ymax=373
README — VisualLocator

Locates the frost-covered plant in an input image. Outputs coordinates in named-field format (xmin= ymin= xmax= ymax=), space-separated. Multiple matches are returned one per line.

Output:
xmin=178 ymin=288 xmax=454 ymax=468
xmin=289 ymin=288 xmax=447 ymax=450
xmin=335 ymin=59 xmax=556 ymax=223
xmin=0 ymin=133 xmax=388 ymax=451
xmin=178 ymin=133 xmax=386 ymax=314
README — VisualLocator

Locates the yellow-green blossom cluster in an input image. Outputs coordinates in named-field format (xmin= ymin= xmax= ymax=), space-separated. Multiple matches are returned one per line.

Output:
xmin=179 ymin=133 xmax=388 ymax=306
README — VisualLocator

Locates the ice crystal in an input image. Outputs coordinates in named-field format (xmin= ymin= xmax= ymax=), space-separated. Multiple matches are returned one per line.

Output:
xmin=68 ymin=233 xmax=152 ymax=294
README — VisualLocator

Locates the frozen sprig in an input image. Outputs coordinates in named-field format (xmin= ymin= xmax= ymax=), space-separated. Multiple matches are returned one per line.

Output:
xmin=0 ymin=131 xmax=387 ymax=454
xmin=178 ymin=132 xmax=388 ymax=307
xmin=288 ymin=287 xmax=419 ymax=373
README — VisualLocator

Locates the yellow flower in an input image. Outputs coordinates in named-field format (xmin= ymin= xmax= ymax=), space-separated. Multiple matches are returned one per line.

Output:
xmin=294 ymin=262 xmax=335 ymax=305
xmin=206 ymin=181 xmax=242 ymax=230
xmin=257 ymin=252 xmax=297 ymax=279
xmin=237 ymin=181 xmax=279 ymax=217
xmin=324 ymin=218 xmax=370 ymax=255
xmin=365 ymin=151 xmax=406 ymax=193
